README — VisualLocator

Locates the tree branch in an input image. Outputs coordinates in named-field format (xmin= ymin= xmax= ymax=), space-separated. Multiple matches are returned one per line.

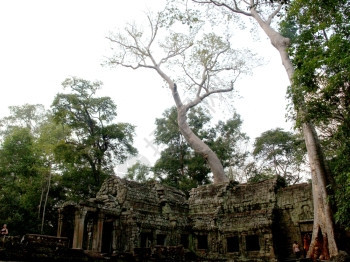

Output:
xmin=267 ymin=3 xmax=282 ymax=25
xmin=192 ymin=0 xmax=252 ymax=16
xmin=185 ymin=80 xmax=235 ymax=110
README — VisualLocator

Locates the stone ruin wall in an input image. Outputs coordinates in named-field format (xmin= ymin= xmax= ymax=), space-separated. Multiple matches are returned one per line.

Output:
xmin=188 ymin=179 xmax=280 ymax=261
xmin=94 ymin=177 xmax=190 ymax=253
xmin=59 ymin=176 xmax=314 ymax=261
xmin=187 ymin=180 xmax=314 ymax=261
xmin=274 ymin=183 xmax=314 ymax=258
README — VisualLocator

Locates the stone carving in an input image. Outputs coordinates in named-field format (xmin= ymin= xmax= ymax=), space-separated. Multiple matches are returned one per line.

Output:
xmin=299 ymin=204 xmax=313 ymax=220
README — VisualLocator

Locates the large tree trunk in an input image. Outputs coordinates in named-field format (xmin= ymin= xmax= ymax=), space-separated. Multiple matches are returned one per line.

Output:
xmin=251 ymin=9 xmax=338 ymax=258
xmin=303 ymin=123 xmax=337 ymax=259
xmin=177 ymin=106 xmax=229 ymax=184
xmin=155 ymin=68 xmax=229 ymax=184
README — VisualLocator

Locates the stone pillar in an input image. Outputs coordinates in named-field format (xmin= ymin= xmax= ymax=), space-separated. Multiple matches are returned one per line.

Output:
xmin=72 ymin=208 xmax=87 ymax=249
xmin=112 ymin=219 xmax=119 ymax=252
xmin=92 ymin=212 xmax=105 ymax=252
xmin=57 ymin=209 xmax=64 ymax=237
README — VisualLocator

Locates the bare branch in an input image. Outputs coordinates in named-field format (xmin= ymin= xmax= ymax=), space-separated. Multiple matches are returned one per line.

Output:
xmin=193 ymin=0 xmax=252 ymax=16
xmin=185 ymin=80 xmax=235 ymax=110
xmin=146 ymin=13 xmax=160 ymax=51
xmin=180 ymin=57 xmax=203 ymax=89
xmin=266 ymin=3 xmax=282 ymax=25
xmin=158 ymin=33 xmax=194 ymax=66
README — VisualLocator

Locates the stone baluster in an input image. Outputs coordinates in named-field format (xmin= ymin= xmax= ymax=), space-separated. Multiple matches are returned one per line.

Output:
xmin=92 ymin=212 xmax=105 ymax=252
xmin=57 ymin=209 xmax=64 ymax=237
xmin=72 ymin=208 xmax=87 ymax=249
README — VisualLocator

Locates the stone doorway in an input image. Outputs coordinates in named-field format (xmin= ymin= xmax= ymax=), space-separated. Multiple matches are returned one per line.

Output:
xmin=101 ymin=221 xmax=113 ymax=253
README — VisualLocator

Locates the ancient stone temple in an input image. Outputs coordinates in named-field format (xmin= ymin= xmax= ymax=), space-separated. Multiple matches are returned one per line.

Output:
xmin=57 ymin=176 xmax=313 ymax=261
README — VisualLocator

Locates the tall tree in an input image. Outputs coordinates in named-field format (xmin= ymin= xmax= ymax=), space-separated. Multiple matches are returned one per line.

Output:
xmin=105 ymin=11 xmax=252 ymax=183
xmin=52 ymin=77 xmax=137 ymax=199
xmin=0 ymin=104 xmax=60 ymax=235
xmin=0 ymin=104 xmax=46 ymax=138
xmin=153 ymin=107 xmax=211 ymax=191
xmin=0 ymin=127 xmax=42 ymax=235
xmin=280 ymin=0 xmax=350 ymax=254
xmin=252 ymin=128 xmax=306 ymax=184
xmin=185 ymin=0 xmax=340 ymax=257
xmin=35 ymin=115 xmax=68 ymax=234
xmin=126 ymin=161 xmax=151 ymax=183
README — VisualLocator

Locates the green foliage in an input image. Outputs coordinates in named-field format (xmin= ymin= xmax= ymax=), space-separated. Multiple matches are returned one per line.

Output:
xmin=159 ymin=3 xmax=203 ymax=29
xmin=245 ymin=161 xmax=274 ymax=183
xmin=0 ymin=81 xmax=138 ymax=235
xmin=52 ymin=77 xmax=138 ymax=200
xmin=152 ymin=107 xmax=207 ymax=192
xmin=247 ymin=172 xmax=275 ymax=183
xmin=0 ymin=104 xmax=66 ymax=235
xmin=282 ymin=0 xmax=350 ymax=228
xmin=0 ymin=79 xmax=139 ymax=235
xmin=0 ymin=104 xmax=46 ymax=137
xmin=126 ymin=161 xmax=151 ymax=183
xmin=153 ymin=106 xmax=248 ymax=192
xmin=252 ymin=128 xmax=307 ymax=184
xmin=212 ymin=116 xmax=249 ymax=169
xmin=0 ymin=127 xmax=42 ymax=235
xmin=0 ymin=127 xmax=37 ymax=178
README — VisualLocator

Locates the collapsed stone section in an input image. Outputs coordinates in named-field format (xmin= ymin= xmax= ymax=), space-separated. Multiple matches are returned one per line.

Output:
xmin=57 ymin=176 xmax=313 ymax=261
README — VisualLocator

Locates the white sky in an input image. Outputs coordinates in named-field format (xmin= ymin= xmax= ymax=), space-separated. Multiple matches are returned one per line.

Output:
xmin=0 ymin=0 xmax=291 ymax=174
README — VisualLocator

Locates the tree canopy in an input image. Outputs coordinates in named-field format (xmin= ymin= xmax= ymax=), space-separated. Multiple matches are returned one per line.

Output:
xmin=0 ymin=77 xmax=139 ymax=235
xmin=152 ymin=106 xmax=248 ymax=192
xmin=252 ymin=128 xmax=306 ymax=184
xmin=52 ymin=77 xmax=138 ymax=199
xmin=0 ymin=3 xmax=349 ymax=256
xmin=182 ymin=0 xmax=347 ymax=257
xmin=0 ymin=105 xmax=57 ymax=235
xmin=106 ymin=10 xmax=253 ymax=183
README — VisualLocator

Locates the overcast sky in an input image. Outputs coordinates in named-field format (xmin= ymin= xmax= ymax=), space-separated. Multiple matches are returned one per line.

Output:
xmin=0 ymin=0 xmax=291 ymax=174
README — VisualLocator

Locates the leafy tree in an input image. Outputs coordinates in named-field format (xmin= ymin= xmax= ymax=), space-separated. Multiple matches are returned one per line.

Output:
xmin=153 ymin=107 xmax=210 ymax=191
xmin=153 ymin=106 xmax=248 ymax=192
xmin=252 ymin=128 xmax=306 ymax=184
xmin=106 ymin=10 xmax=252 ymax=183
xmin=52 ymin=77 xmax=137 ymax=200
xmin=212 ymin=114 xmax=249 ymax=177
xmin=247 ymin=170 xmax=274 ymax=183
xmin=183 ymin=0 xmax=341 ymax=257
xmin=281 ymin=0 xmax=350 ymax=244
xmin=0 ymin=104 xmax=46 ymax=138
xmin=244 ymin=159 xmax=279 ymax=183
xmin=0 ymin=104 xmax=63 ymax=235
xmin=35 ymin=115 xmax=68 ymax=234
xmin=0 ymin=127 xmax=42 ymax=235
xmin=126 ymin=161 xmax=151 ymax=183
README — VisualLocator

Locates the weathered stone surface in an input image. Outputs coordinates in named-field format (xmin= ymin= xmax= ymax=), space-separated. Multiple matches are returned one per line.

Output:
xmin=57 ymin=176 xmax=315 ymax=261
xmin=330 ymin=250 xmax=350 ymax=262
xmin=274 ymin=183 xmax=313 ymax=259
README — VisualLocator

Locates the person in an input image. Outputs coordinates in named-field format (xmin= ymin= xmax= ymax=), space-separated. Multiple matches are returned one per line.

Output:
xmin=1 ymin=224 xmax=8 ymax=236
xmin=293 ymin=241 xmax=301 ymax=259
xmin=1 ymin=224 xmax=8 ymax=248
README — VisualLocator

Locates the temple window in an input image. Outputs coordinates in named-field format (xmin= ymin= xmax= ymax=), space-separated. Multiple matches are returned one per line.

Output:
xmin=156 ymin=234 xmax=166 ymax=246
xmin=246 ymin=235 xmax=260 ymax=251
xmin=227 ymin=236 xmax=239 ymax=253
xmin=140 ymin=232 xmax=153 ymax=248
xmin=181 ymin=234 xmax=189 ymax=249
xmin=197 ymin=234 xmax=208 ymax=250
